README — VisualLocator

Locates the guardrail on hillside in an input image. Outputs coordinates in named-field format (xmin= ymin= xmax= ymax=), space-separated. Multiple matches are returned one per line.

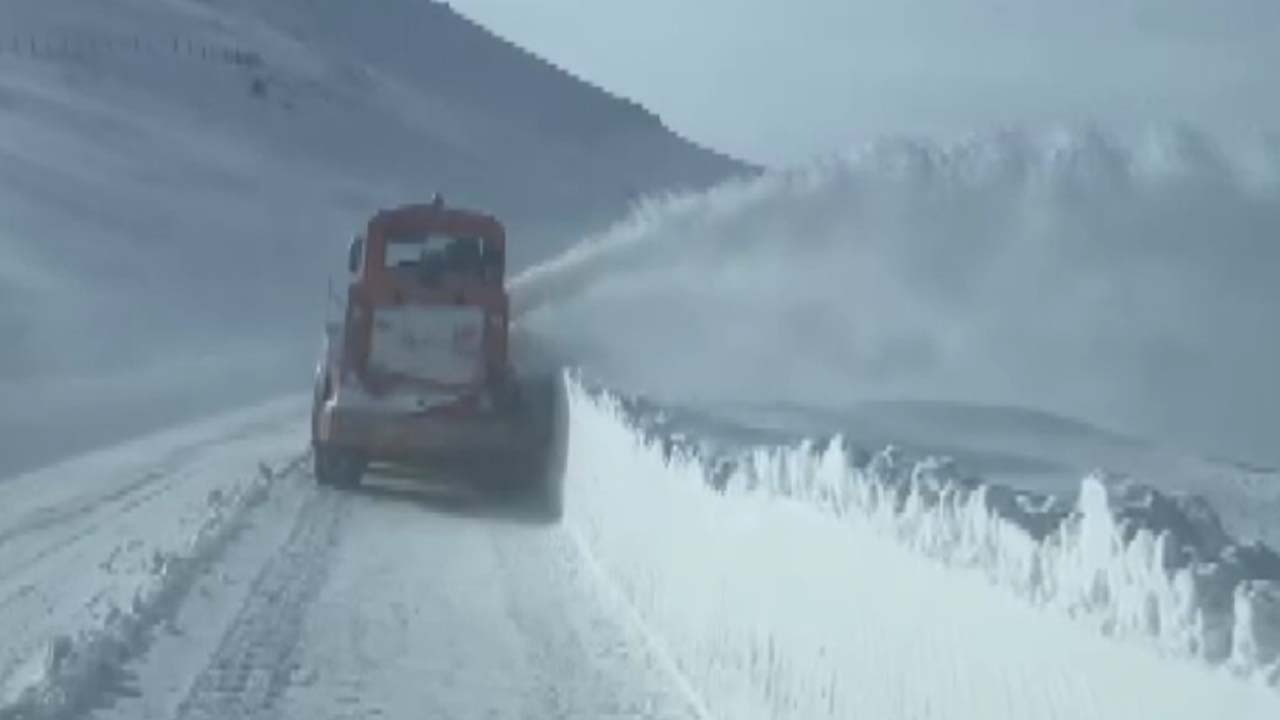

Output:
xmin=0 ymin=34 xmax=263 ymax=70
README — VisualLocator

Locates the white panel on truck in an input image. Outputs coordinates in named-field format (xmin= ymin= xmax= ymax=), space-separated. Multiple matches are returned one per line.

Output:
xmin=368 ymin=306 xmax=485 ymax=385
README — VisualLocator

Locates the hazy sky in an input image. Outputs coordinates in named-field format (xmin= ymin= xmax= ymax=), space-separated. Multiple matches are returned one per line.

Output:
xmin=450 ymin=0 xmax=1280 ymax=165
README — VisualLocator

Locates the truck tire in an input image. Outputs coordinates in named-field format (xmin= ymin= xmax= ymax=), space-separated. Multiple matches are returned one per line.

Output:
xmin=314 ymin=445 xmax=366 ymax=489
xmin=517 ymin=373 xmax=566 ymax=521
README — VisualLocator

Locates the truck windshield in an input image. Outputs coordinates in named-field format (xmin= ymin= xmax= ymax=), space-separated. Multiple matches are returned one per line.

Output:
xmin=386 ymin=234 xmax=485 ymax=280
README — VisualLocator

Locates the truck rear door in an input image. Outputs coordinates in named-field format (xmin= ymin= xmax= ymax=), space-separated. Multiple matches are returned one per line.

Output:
xmin=347 ymin=232 xmax=505 ymax=409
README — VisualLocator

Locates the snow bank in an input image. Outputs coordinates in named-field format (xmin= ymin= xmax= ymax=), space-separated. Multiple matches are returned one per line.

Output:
xmin=0 ymin=402 xmax=307 ymax=720
xmin=562 ymin=375 xmax=1280 ymax=718
xmin=515 ymin=128 xmax=1280 ymax=465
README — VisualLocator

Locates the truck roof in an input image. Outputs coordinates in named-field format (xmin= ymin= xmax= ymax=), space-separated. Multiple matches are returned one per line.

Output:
xmin=368 ymin=202 xmax=505 ymax=246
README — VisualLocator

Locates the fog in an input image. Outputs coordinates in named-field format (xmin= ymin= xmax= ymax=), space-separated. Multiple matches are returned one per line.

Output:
xmin=3 ymin=0 xmax=1276 ymax=474
xmin=516 ymin=127 xmax=1280 ymax=465
xmin=0 ymin=0 xmax=739 ymax=476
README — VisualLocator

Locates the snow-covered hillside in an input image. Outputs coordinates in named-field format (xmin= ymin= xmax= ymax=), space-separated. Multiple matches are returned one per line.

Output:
xmin=0 ymin=0 xmax=746 ymax=476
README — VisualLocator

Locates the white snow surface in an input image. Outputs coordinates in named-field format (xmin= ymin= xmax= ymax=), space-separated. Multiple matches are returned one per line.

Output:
xmin=0 ymin=398 xmax=308 ymax=719
xmin=0 ymin=391 xmax=705 ymax=720
xmin=0 ymin=376 xmax=1276 ymax=719
xmin=562 ymin=376 xmax=1280 ymax=718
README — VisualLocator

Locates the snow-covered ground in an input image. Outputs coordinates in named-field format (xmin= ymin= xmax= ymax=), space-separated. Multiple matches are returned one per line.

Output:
xmin=0 ymin=398 xmax=308 ymax=718
xmin=561 ymin=377 xmax=1280 ymax=719
xmin=683 ymin=398 xmax=1280 ymax=551
xmin=0 ymin=376 xmax=1275 ymax=719
xmin=0 ymin=390 xmax=705 ymax=720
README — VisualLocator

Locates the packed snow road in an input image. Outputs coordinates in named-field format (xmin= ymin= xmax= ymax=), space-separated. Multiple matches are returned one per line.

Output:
xmin=150 ymin=483 xmax=699 ymax=720
xmin=0 ymin=399 xmax=699 ymax=720
xmin=3 ymin=383 xmax=1277 ymax=720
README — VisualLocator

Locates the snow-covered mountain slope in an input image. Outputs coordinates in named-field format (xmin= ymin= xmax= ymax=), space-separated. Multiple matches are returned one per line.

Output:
xmin=0 ymin=0 xmax=746 ymax=476
xmin=1 ymin=376 xmax=1275 ymax=719
xmin=513 ymin=128 xmax=1280 ymax=468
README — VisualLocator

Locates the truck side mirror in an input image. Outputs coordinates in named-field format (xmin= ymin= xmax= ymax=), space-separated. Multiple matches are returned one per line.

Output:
xmin=348 ymin=235 xmax=364 ymax=274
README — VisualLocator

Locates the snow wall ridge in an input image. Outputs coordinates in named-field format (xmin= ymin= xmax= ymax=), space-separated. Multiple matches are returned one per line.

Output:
xmin=566 ymin=374 xmax=1280 ymax=688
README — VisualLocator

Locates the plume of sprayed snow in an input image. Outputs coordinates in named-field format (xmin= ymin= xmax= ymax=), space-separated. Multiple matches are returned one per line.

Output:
xmin=513 ymin=127 xmax=1280 ymax=463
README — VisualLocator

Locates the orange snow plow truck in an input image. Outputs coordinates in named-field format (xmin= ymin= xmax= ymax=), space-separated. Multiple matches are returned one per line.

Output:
xmin=311 ymin=198 xmax=562 ymax=515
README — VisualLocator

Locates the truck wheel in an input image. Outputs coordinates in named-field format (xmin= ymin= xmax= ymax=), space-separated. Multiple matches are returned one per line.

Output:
xmin=314 ymin=446 xmax=366 ymax=489
xmin=518 ymin=374 xmax=566 ymax=521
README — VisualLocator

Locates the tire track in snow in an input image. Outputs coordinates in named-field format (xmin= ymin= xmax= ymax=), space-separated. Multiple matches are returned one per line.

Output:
xmin=0 ymin=440 xmax=241 ymax=586
xmin=0 ymin=475 xmax=179 ymax=595
xmin=0 ymin=454 xmax=309 ymax=720
xmin=0 ymin=454 xmax=308 ymax=613
xmin=0 ymin=408 xmax=299 ymax=548
xmin=173 ymin=486 xmax=345 ymax=720
xmin=0 ymin=472 xmax=161 ymax=546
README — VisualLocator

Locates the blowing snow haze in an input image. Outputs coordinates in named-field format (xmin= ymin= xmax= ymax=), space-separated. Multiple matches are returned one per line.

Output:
xmin=467 ymin=0 xmax=1280 ymax=465
xmin=0 ymin=0 xmax=745 ymax=475
xmin=0 ymin=0 xmax=1275 ymax=470
xmin=515 ymin=129 xmax=1280 ymax=467
xmin=0 ymin=0 xmax=1276 ymax=472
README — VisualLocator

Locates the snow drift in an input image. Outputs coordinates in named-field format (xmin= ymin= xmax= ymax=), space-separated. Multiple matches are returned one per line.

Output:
xmin=561 ymin=374 xmax=1280 ymax=718
xmin=0 ymin=401 xmax=307 ymax=720
xmin=515 ymin=128 xmax=1280 ymax=465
